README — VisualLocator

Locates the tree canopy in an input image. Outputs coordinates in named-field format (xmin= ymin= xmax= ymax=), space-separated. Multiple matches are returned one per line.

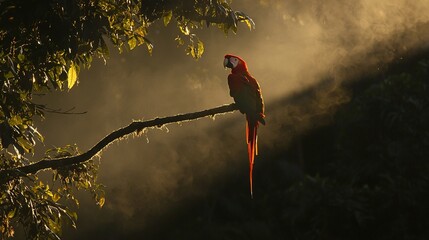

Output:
xmin=0 ymin=0 xmax=253 ymax=238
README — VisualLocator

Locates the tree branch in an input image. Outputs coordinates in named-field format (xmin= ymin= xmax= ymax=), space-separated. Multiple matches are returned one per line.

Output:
xmin=0 ymin=103 xmax=238 ymax=184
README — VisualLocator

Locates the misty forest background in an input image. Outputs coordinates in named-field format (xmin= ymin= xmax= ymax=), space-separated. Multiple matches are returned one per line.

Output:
xmin=2 ymin=0 xmax=429 ymax=239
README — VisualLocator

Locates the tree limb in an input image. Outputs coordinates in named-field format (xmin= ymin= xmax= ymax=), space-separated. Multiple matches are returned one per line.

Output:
xmin=0 ymin=103 xmax=238 ymax=184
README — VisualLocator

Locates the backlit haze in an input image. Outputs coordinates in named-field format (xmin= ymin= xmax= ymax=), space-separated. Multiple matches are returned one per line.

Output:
xmin=30 ymin=0 xmax=429 ymax=238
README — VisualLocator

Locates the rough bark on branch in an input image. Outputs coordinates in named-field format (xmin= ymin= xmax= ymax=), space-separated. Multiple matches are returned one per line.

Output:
xmin=0 ymin=103 xmax=238 ymax=184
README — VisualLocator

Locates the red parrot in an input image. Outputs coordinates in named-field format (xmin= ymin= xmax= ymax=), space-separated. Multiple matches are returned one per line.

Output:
xmin=223 ymin=54 xmax=265 ymax=198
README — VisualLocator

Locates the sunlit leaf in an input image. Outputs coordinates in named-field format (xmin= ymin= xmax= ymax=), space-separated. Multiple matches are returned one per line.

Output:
xmin=197 ymin=39 xmax=204 ymax=58
xmin=98 ymin=197 xmax=105 ymax=208
xmin=45 ymin=189 xmax=54 ymax=198
xmin=244 ymin=18 xmax=255 ymax=30
xmin=99 ymin=38 xmax=110 ymax=62
xmin=65 ymin=209 xmax=78 ymax=221
xmin=179 ymin=24 xmax=190 ymax=35
xmin=235 ymin=11 xmax=255 ymax=30
xmin=17 ymin=54 xmax=25 ymax=62
xmin=163 ymin=10 xmax=173 ymax=26
xmin=188 ymin=38 xmax=204 ymax=59
xmin=67 ymin=62 xmax=78 ymax=89
xmin=17 ymin=136 xmax=33 ymax=153
xmin=8 ymin=115 xmax=22 ymax=126
xmin=128 ymin=37 xmax=137 ymax=50
xmin=175 ymin=36 xmax=185 ymax=46
xmin=52 ymin=193 xmax=61 ymax=202
xmin=144 ymin=37 xmax=154 ymax=55
xmin=29 ymin=126 xmax=44 ymax=142
xmin=7 ymin=209 xmax=16 ymax=219
xmin=47 ymin=217 xmax=61 ymax=237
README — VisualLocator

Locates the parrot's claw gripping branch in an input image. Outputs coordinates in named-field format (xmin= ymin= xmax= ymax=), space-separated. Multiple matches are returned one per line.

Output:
xmin=0 ymin=103 xmax=239 ymax=184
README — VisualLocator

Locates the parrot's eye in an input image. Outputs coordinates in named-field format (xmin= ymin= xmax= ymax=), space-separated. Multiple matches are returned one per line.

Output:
xmin=230 ymin=57 xmax=239 ymax=68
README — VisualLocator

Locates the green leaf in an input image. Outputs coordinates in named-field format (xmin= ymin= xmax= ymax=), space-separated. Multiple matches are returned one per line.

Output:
xmin=244 ymin=18 xmax=255 ymax=30
xmin=65 ymin=209 xmax=78 ymax=222
xmin=98 ymin=197 xmax=105 ymax=208
xmin=17 ymin=136 xmax=33 ymax=153
xmin=29 ymin=126 xmax=44 ymax=142
xmin=163 ymin=10 xmax=173 ymax=26
xmin=144 ymin=37 xmax=153 ymax=55
xmin=8 ymin=115 xmax=23 ymax=126
xmin=52 ymin=193 xmax=61 ymax=202
xmin=197 ymin=39 xmax=204 ymax=58
xmin=67 ymin=62 xmax=78 ymax=89
xmin=188 ymin=39 xmax=204 ymax=59
xmin=175 ymin=35 xmax=185 ymax=46
xmin=17 ymin=53 xmax=25 ymax=62
xmin=99 ymin=38 xmax=110 ymax=60
xmin=179 ymin=24 xmax=190 ymax=35
xmin=4 ymin=71 xmax=14 ymax=79
xmin=128 ymin=37 xmax=137 ymax=50
xmin=7 ymin=208 xmax=16 ymax=219
xmin=235 ymin=11 xmax=255 ymax=30
xmin=47 ymin=217 xmax=61 ymax=236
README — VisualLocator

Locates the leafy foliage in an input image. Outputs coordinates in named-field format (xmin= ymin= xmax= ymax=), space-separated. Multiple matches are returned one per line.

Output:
xmin=0 ymin=0 xmax=253 ymax=239
xmin=0 ymin=145 xmax=104 ymax=239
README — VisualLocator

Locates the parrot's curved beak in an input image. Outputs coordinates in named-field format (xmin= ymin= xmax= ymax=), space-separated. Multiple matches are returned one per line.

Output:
xmin=223 ymin=57 xmax=233 ymax=69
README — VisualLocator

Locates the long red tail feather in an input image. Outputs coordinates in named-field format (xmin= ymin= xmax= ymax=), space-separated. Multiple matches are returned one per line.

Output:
xmin=246 ymin=117 xmax=258 ymax=198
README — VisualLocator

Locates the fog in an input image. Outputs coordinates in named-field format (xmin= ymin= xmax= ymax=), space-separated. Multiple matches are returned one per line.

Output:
xmin=29 ymin=0 xmax=429 ymax=238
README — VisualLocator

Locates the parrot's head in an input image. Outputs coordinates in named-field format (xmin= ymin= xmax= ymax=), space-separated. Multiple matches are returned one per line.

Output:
xmin=224 ymin=54 xmax=248 ymax=73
